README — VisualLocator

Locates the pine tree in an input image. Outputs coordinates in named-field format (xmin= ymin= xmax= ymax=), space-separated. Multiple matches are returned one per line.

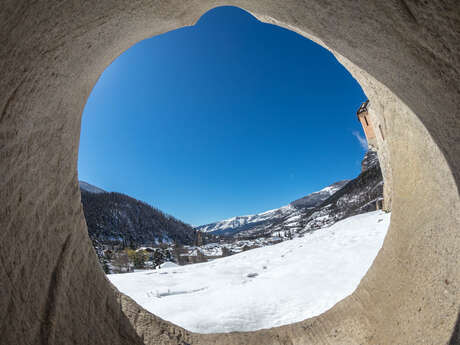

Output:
xmin=153 ymin=249 xmax=165 ymax=269
xmin=133 ymin=250 xmax=146 ymax=269
xmin=222 ymin=246 xmax=232 ymax=257
xmin=102 ymin=259 xmax=111 ymax=274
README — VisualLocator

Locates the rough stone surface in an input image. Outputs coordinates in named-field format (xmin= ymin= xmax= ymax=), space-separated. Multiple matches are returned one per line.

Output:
xmin=0 ymin=1 xmax=459 ymax=345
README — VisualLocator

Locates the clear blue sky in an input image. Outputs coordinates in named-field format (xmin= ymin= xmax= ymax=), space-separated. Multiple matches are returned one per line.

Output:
xmin=78 ymin=6 xmax=368 ymax=226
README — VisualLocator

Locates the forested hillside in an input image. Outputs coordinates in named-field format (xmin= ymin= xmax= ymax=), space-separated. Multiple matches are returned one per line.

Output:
xmin=80 ymin=189 xmax=197 ymax=248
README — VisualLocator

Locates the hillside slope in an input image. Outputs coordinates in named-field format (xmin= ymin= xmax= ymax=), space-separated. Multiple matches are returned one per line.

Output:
xmin=80 ymin=187 xmax=196 ymax=247
xmin=110 ymin=211 xmax=390 ymax=333
xmin=196 ymin=150 xmax=383 ymax=238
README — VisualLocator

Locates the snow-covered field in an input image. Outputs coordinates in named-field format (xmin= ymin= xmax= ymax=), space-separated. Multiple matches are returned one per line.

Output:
xmin=109 ymin=211 xmax=390 ymax=333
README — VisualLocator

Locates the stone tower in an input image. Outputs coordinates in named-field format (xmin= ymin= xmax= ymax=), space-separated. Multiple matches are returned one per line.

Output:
xmin=356 ymin=100 xmax=377 ymax=150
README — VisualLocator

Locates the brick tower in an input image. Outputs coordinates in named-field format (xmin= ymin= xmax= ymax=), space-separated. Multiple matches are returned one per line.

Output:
xmin=357 ymin=100 xmax=377 ymax=150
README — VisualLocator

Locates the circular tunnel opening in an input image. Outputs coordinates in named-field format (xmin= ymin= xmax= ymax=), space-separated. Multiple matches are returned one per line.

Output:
xmin=78 ymin=6 xmax=390 ymax=334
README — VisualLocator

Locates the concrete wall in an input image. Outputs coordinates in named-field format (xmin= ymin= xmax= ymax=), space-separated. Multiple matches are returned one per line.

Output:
xmin=367 ymin=102 xmax=393 ymax=211
xmin=1 ymin=1 xmax=459 ymax=344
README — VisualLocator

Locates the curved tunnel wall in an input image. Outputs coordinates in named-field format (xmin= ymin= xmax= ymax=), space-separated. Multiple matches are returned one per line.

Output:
xmin=0 ymin=1 xmax=459 ymax=344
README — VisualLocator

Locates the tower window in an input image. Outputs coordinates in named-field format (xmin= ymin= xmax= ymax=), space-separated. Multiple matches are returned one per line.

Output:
xmin=364 ymin=115 xmax=369 ymax=126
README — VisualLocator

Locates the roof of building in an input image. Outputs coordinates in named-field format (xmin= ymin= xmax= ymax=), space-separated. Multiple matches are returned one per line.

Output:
xmin=357 ymin=100 xmax=369 ymax=115
xmin=357 ymin=100 xmax=369 ymax=121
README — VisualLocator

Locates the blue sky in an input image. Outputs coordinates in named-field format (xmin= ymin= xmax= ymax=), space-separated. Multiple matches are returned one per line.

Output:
xmin=78 ymin=6 xmax=368 ymax=226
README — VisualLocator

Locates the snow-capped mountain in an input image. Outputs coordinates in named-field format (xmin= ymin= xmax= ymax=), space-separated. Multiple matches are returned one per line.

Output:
xmin=196 ymin=150 xmax=383 ymax=237
xmin=195 ymin=205 xmax=294 ymax=235
xmin=79 ymin=181 xmax=106 ymax=194
xmin=195 ymin=181 xmax=348 ymax=236
xmin=290 ymin=180 xmax=349 ymax=208
xmin=81 ymin=149 xmax=383 ymax=250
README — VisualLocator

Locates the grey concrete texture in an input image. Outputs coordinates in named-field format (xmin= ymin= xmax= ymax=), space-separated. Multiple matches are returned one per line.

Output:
xmin=0 ymin=1 xmax=459 ymax=344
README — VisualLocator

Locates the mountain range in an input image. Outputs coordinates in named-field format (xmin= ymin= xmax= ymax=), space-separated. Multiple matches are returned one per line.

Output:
xmin=195 ymin=180 xmax=348 ymax=235
xmin=80 ymin=150 xmax=383 ymax=247
xmin=195 ymin=150 xmax=383 ymax=238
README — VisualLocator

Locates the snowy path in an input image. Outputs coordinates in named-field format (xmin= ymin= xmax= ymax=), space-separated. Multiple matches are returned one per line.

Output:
xmin=109 ymin=211 xmax=390 ymax=333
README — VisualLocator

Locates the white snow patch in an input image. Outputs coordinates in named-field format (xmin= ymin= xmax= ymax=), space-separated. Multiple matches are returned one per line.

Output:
xmin=79 ymin=181 xmax=106 ymax=194
xmin=160 ymin=261 xmax=179 ymax=269
xmin=109 ymin=211 xmax=390 ymax=334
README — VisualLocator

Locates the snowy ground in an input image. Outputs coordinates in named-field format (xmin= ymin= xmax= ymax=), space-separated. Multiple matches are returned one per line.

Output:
xmin=109 ymin=211 xmax=390 ymax=334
